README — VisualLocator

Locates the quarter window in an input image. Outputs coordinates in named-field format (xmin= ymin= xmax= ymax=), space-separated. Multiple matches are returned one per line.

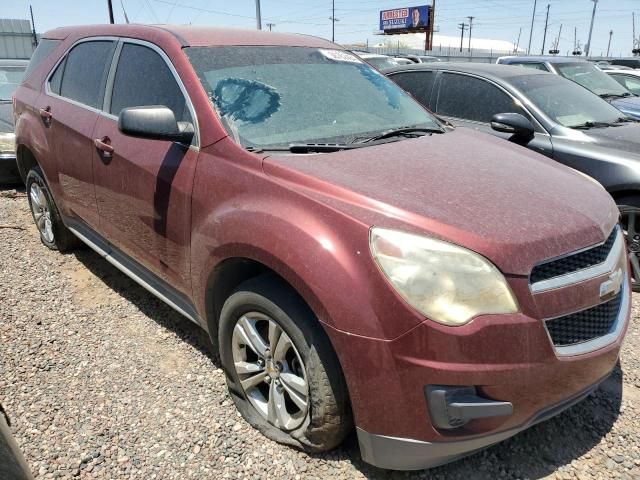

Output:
xmin=59 ymin=40 xmax=116 ymax=108
xmin=436 ymin=73 xmax=525 ymax=123
xmin=48 ymin=57 xmax=66 ymax=95
xmin=23 ymin=39 xmax=61 ymax=80
xmin=390 ymin=71 xmax=436 ymax=108
xmin=110 ymin=43 xmax=191 ymax=122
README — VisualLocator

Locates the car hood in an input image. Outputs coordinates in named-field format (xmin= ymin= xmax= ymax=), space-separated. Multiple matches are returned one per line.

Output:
xmin=610 ymin=95 xmax=640 ymax=118
xmin=263 ymin=128 xmax=618 ymax=276
xmin=0 ymin=102 xmax=13 ymax=133
xmin=571 ymin=122 xmax=640 ymax=156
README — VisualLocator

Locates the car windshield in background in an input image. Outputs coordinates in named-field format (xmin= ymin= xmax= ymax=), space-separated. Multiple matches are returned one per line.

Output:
xmin=555 ymin=63 xmax=631 ymax=97
xmin=511 ymin=74 xmax=625 ymax=128
xmin=185 ymin=46 xmax=439 ymax=149
xmin=364 ymin=56 xmax=399 ymax=69
xmin=0 ymin=66 xmax=26 ymax=100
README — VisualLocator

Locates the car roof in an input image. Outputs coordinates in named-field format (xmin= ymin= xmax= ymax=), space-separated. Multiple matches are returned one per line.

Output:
xmin=42 ymin=24 xmax=336 ymax=49
xmin=498 ymin=55 xmax=588 ymax=64
xmin=383 ymin=62 xmax=551 ymax=82
xmin=0 ymin=59 xmax=29 ymax=67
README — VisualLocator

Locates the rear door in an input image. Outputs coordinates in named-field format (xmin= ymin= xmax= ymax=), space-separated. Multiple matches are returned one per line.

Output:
xmin=432 ymin=72 xmax=553 ymax=157
xmin=39 ymin=39 xmax=116 ymax=229
xmin=91 ymin=40 xmax=199 ymax=295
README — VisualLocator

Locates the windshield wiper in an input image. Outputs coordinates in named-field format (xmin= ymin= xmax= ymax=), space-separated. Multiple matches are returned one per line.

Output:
xmin=355 ymin=126 xmax=444 ymax=143
xmin=600 ymin=92 xmax=635 ymax=99
xmin=568 ymin=121 xmax=617 ymax=130
xmin=288 ymin=143 xmax=366 ymax=153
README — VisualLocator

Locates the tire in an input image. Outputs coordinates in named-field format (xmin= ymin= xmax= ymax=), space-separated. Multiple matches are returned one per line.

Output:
xmin=218 ymin=274 xmax=352 ymax=452
xmin=616 ymin=196 xmax=640 ymax=292
xmin=26 ymin=167 xmax=79 ymax=252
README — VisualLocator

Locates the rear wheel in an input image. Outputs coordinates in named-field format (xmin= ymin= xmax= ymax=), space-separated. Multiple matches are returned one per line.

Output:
xmin=26 ymin=167 xmax=79 ymax=252
xmin=218 ymin=274 xmax=352 ymax=452
xmin=617 ymin=197 xmax=640 ymax=292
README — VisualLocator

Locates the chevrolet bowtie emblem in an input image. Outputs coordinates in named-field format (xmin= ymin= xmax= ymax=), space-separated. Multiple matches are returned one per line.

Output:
xmin=600 ymin=268 xmax=623 ymax=300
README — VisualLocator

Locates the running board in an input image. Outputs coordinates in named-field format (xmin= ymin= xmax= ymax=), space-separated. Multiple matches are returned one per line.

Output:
xmin=66 ymin=222 xmax=201 ymax=326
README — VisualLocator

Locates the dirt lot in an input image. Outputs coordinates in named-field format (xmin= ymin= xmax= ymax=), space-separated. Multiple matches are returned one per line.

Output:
xmin=1 ymin=188 xmax=640 ymax=480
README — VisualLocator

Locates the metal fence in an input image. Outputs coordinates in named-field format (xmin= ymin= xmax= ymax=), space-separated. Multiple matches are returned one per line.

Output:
xmin=0 ymin=19 xmax=36 ymax=59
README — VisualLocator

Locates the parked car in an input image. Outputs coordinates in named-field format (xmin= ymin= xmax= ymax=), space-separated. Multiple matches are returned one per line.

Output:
xmin=398 ymin=54 xmax=441 ymax=63
xmin=610 ymin=58 xmax=640 ymax=69
xmin=0 ymin=59 xmax=28 ymax=183
xmin=603 ymin=68 xmax=640 ymax=96
xmin=384 ymin=62 xmax=640 ymax=290
xmin=14 ymin=25 xmax=630 ymax=471
xmin=393 ymin=56 xmax=414 ymax=65
xmin=352 ymin=52 xmax=399 ymax=69
xmin=496 ymin=56 xmax=640 ymax=119
xmin=0 ymin=405 xmax=34 ymax=480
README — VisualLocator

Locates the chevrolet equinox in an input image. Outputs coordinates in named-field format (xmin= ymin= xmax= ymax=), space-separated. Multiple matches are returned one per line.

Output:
xmin=13 ymin=25 xmax=630 ymax=470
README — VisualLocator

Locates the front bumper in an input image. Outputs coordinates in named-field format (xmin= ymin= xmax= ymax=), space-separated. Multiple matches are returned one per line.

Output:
xmin=356 ymin=371 xmax=608 ymax=470
xmin=0 ymin=153 xmax=20 ymax=184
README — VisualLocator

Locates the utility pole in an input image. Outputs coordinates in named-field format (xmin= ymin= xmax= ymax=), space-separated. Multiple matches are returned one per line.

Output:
xmin=255 ymin=0 xmax=262 ymax=30
xmin=107 ymin=0 xmax=114 ymax=24
xmin=29 ymin=5 xmax=38 ymax=47
xmin=467 ymin=16 xmax=475 ymax=52
xmin=329 ymin=0 xmax=339 ymax=42
xmin=606 ymin=30 xmax=613 ymax=57
xmin=541 ymin=4 xmax=550 ymax=55
xmin=458 ymin=22 xmax=468 ymax=52
xmin=266 ymin=22 xmax=275 ymax=31
xmin=550 ymin=24 xmax=562 ymax=54
xmin=527 ymin=0 xmax=537 ymax=54
xmin=585 ymin=0 xmax=598 ymax=57
xmin=514 ymin=27 xmax=522 ymax=53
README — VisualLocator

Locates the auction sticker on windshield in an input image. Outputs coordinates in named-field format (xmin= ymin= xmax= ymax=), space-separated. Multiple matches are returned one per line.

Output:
xmin=319 ymin=49 xmax=363 ymax=63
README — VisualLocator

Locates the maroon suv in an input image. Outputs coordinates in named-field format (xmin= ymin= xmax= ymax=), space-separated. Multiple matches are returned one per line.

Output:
xmin=13 ymin=25 xmax=630 ymax=470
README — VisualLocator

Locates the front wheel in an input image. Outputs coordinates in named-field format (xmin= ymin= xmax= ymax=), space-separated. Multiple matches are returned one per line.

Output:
xmin=218 ymin=274 xmax=352 ymax=452
xmin=618 ymin=199 xmax=640 ymax=292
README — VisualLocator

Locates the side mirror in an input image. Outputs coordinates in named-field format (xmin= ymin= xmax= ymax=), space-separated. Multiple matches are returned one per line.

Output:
xmin=490 ymin=113 xmax=535 ymax=139
xmin=118 ymin=106 xmax=194 ymax=144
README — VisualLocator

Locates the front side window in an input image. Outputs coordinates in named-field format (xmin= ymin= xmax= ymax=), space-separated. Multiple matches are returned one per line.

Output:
xmin=185 ymin=46 xmax=439 ymax=148
xmin=555 ymin=62 xmax=630 ymax=97
xmin=109 ymin=43 xmax=191 ymax=122
xmin=390 ymin=71 xmax=436 ymax=108
xmin=436 ymin=73 xmax=524 ymax=123
xmin=59 ymin=40 xmax=116 ymax=108
xmin=511 ymin=73 xmax=624 ymax=128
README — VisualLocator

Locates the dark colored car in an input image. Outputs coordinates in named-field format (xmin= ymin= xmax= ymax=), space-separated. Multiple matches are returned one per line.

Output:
xmin=0 ymin=59 xmax=28 ymax=183
xmin=14 ymin=25 xmax=630 ymax=471
xmin=384 ymin=62 xmax=640 ymax=291
xmin=496 ymin=56 xmax=640 ymax=119
xmin=0 ymin=405 xmax=34 ymax=480
xmin=399 ymin=54 xmax=441 ymax=63
xmin=610 ymin=58 xmax=640 ymax=69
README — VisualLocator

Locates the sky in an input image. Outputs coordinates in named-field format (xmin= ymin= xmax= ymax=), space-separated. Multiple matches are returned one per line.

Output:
xmin=4 ymin=0 xmax=639 ymax=57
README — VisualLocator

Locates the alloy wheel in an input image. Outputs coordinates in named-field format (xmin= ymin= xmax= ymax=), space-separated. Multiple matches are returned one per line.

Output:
xmin=29 ymin=183 xmax=54 ymax=244
xmin=231 ymin=312 xmax=309 ymax=431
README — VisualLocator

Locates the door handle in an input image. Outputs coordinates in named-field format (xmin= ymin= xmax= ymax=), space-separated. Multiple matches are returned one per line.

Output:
xmin=39 ymin=107 xmax=52 ymax=126
xmin=94 ymin=136 xmax=114 ymax=160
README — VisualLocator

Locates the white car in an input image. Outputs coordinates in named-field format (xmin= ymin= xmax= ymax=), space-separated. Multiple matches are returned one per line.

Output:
xmin=602 ymin=68 xmax=640 ymax=96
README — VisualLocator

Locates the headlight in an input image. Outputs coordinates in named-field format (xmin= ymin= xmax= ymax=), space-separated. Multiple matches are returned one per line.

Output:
xmin=370 ymin=228 xmax=518 ymax=326
xmin=0 ymin=132 xmax=16 ymax=155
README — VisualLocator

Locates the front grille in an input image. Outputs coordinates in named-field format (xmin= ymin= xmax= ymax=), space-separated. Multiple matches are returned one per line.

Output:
xmin=530 ymin=228 xmax=617 ymax=284
xmin=545 ymin=292 xmax=622 ymax=346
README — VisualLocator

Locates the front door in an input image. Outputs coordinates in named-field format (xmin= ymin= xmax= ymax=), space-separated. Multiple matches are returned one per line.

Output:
xmin=92 ymin=41 xmax=199 ymax=295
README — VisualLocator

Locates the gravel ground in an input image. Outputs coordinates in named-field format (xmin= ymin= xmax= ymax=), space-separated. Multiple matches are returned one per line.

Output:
xmin=1 ymin=187 xmax=640 ymax=480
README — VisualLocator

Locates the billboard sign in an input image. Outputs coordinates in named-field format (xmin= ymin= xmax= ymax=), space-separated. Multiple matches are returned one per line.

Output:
xmin=379 ymin=6 xmax=430 ymax=33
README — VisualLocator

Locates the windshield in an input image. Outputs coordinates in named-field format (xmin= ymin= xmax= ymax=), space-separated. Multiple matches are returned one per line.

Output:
xmin=511 ymin=74 xmax=624 ymax=128
xmin=185 ymin=46 xmax=439 ymax=148
xmin=0 ymin=66 xmax=26 ymax=100
xmin=555 ymin=62 xmax=631 ymax=97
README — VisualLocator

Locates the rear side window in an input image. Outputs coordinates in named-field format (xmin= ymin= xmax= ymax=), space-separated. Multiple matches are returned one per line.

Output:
xmin=23 ymin=39 xmax=61 ymax=80
xmin=110 ymin=43 xmax=190 ymax=122
xmin=59 ymin=40 xmax=116 ymax=109
xmin=390 ymin=71 xmax=436 ymax=108
xmin=436 ymin=73 xmax=524 ymax=123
